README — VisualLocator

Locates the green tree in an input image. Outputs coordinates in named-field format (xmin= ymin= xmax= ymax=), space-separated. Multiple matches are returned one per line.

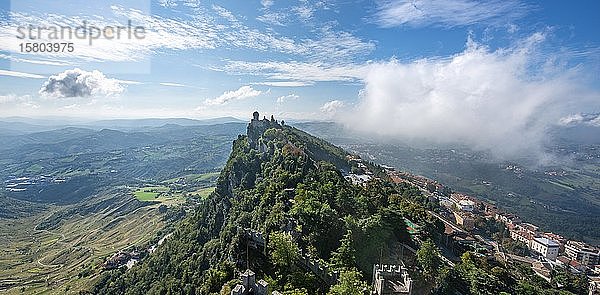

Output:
xmin=552 ymin=267 xmax=589 ymax=295
xmin=269 ymin=231 xmax=299 ymax=269
xmin=330 ymin=230 xmax=356 ymax=270
xmin=416 ymin=239 xmax=442 ymax=281
xmin=327 ymin=270 xmax=368 ymax=295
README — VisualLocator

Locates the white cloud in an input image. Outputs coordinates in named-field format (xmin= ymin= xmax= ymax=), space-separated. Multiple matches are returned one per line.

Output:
xmin=0 ymin=3 xmax=373 ymax=65
xmin=0 ymin=94 xmax=29 ymax=104
xmin=223 ymin=60 xmax=368 ymax=83
xmin=0 ymin=94 xmax=38 ymax=110
xmin=257 ymin=12 xmax=289 ymax=26
xmin=343 ymin=34 xmax=600 ymax=161
xmin=320 ymin=100 xmax=344 ymax=114
xmin=204 ymin=86 xmax=262 ymax=105
xmin=159 ymin=82 xmax=186 ymax=87
xmin=0 ymin=53 xmax=70 ymax=66
xmin=255 ymin=81 xmax=313 ymax=87
xmin=301 ymin=27 xmax=376 ymax=62
xmin=261 ymin=0 xmax=274 ymax=8
xmin=292 ymin=0 xmax=332 ymax=22
xmin=158 ymin=0 xmax=177 ymax=8
xmin=375 ymin=0 xmax=528 ymax=28
xmin=39 ymin=68 xmax=125 ymax=98
xmin=0 ymin=7 xmax=219 ymax=62
xmin=213 ymin=6 xmax=373 ymax=62
xmin=0 ymin=69 xmax=46 ymax=79
xmin=294 ymin=5 xmax=314 ymax=21
xmin=277 ymin=94 xmax=299 ymax=103
xmin=118 ymin=79 xmax=144 ymax=85
xmin=559 ymin=113 xmax=600 ymax=127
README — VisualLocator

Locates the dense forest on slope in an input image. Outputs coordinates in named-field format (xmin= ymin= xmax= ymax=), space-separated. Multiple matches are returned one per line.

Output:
xmin=91 ymin=118 xmax=590 ymax=295
xmin=294 ymin=122 xmax=600 ymax=245
xmin=92 ymin=118 xmax=442 ymax=294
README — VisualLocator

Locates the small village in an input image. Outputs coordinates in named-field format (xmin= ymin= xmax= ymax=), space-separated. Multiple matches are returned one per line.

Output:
xmin=384 ymin=167 xmax=600 ymax=294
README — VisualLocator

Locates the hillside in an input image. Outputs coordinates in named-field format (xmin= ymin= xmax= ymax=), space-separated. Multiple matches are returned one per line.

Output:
xmin=294 ymin=122 xmax=600 ymax=245
xmin=90 ymin=114 xmax=591 ymax=295
xmin=92 ymin=113 xmax=437 ymax=294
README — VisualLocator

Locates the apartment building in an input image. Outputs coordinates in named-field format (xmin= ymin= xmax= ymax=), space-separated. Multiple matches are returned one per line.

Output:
xmin=530 ymin=237 xmax=560 ymax=261
xmin=565 ymin=241 xmax=600 ymax=266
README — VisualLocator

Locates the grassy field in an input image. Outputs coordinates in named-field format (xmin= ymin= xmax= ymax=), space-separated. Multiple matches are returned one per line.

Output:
xmin=133 ymin=186 xmax=170 ymax=201
xmin=0 ymin=195 xmax=167 ymax=294
xmin=134 ymin=172 xmax=219 ymax=204
xmin=191 ymin=187 xmax=215 ymax=200
xmin=133 ymin=185 xmax=215 ymax=204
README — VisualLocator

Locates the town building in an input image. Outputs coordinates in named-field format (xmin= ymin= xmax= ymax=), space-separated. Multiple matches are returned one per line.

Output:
xmin=519 ymin=223 xmax=539 ymax=236
xmin=510 ymin=229 xmax=533 ymax=245
xmin=495 ymin=212 xmax=522 ymax=229
xmin=509 ymin=222 xmax=540 ymax=246
xmin=372 ymin=264 xmax=412 ymax=295
xmin=541 ymin=232 xmax=566 ymax=251
xmin=530 ymin=237 xmax=559 ymax=261
xmin=457 ymin=200 xmax=475 ymax=212
xmin=531 ymin=260 xmax=553 ymax=282
xmin=453 ymin=211 xmax=475 ymax=231
xmin=565 ymin=241 xmax=600 ymax=266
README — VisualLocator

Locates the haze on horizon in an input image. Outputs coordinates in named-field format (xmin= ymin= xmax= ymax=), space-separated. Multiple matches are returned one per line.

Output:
xmin=1 ymin=0 xmax=600 ymax=162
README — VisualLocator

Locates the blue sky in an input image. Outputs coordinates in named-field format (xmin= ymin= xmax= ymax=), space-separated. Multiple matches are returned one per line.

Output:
xmin=0 ymin=0 xmax=599 ymax=127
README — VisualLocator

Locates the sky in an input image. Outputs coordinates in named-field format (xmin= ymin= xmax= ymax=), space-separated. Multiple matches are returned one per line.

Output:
xmin=1 ymin=0 xmax=600 ymax=159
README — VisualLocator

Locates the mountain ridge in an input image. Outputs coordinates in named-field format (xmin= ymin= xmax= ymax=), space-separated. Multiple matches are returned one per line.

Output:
xmin=92 ymin=112 xmax=425 ymax=294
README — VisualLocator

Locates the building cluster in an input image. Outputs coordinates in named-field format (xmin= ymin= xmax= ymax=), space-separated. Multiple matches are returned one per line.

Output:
xmin=344 ymin=155 xmax=373 ymax=186
xmin=497 ymin=213 xmax=600 ymax=269
xmin=4 ymin=175 xmax=66 ymax=192
xmin=445 ymin=193 xmax=477 ymax=231
xmin=495 ymin=209 xmax=600 ymax=286
xmin=385 ymin=167 xmax=600 ymax=293
xmin=565 ymin=241 xmax=600 ymax=266
xmin=102 ymin=250 xmax=140 ymax=270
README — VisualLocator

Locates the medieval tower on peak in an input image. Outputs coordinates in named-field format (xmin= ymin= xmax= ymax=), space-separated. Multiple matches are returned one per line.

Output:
xmin=247 ymin=111 xmax=281 ymax=149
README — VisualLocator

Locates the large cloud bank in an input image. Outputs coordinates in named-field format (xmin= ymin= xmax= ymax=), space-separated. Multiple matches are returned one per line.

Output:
xmin=39 ymin=68 xmax=124 ymax=98
xmin=346 ymin=35 xmax=599 ymax=161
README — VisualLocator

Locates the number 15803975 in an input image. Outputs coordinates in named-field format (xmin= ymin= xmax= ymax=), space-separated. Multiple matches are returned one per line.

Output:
xmin=19 ymin=42 xmax=74 ymax=53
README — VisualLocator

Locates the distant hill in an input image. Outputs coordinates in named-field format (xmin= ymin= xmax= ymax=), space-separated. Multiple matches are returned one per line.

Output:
xmin=0 ymin=120 xmax=63 ymax=135
xmin=0 ymin=117 xmax=245 ymax=134
xmin=84 ymin=117 xmax=245 ymax=130
xmin=0 ymin=127 xmax=97 ymax=151
xmin=0 ymin=123 xmax=246 ymax=155
xmin=0 ymin=122 xmax=246 ymax=205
